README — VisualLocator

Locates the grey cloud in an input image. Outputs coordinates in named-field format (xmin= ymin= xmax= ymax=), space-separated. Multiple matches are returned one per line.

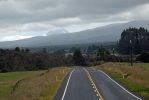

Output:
xmin=0 ymin=0 xmax=149 ymax=23
xmin=0 ymin=0 xmax=149 ymax=39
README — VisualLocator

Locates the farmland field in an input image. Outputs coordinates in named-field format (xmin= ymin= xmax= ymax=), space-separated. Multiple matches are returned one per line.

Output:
xmin=0 ymin=67 xmax=70 ymax=100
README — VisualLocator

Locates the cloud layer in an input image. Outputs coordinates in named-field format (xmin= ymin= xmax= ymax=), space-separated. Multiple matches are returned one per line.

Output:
xmin=0 ymin=0 xmax=149 ymax=41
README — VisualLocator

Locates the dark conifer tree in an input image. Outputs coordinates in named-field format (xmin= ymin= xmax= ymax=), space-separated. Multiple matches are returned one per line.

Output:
xmin=73 ymin=49 xmax=86 ymax=66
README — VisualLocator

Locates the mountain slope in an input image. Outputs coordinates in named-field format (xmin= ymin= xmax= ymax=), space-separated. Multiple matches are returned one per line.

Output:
xmin=0 ymin=20 xmax=149 ymax=48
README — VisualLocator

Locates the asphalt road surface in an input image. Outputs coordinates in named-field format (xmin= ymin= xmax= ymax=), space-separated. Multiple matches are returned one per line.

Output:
xmin=54 ymin=67 xmax=143 ymax=100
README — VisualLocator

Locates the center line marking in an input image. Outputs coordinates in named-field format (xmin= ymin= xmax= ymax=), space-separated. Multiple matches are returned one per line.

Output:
xmin=84 ymin=68 xmax=104 ymax=100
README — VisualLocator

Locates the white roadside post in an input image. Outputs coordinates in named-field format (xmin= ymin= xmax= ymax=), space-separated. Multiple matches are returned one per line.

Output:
xmin=63 ymin=69 xmax=65 ymax=74
xmin=56 ymin=76 xmax=58 ymax=81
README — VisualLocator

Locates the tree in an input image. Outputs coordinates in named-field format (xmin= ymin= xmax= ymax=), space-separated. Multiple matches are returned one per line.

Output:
xmin=15 ymin=47 xmax=20 ymax=52
xmin=25 ymin=48 xmax=30 ymax=53
xmin=97 ymin=48 xmax=110 ymax=56
xmin=42 ymin=48 xmax=47 ymax=54
xmin=73 ymin=49 xmax=86 ymax=66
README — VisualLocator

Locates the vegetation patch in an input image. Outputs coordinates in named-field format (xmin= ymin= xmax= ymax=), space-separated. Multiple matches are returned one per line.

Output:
xmin=0 ymin=71 xmax=44 ymax=100
xmin=7 ymin=67 xmax=70 ymax=100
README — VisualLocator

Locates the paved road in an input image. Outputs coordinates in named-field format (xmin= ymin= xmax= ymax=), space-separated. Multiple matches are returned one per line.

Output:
xmin=55 ymin=67 xmax=143 ymax=100
xmin=88 ymin=67 xmax=142 ymax=100
xmin=54 ymin=67 xmax=100 ymax=100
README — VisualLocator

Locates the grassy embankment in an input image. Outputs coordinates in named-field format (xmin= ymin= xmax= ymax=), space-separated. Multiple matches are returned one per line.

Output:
xmin=0 ymin=67 xmax=70 ymax=100
xmin=96 ymin=62 xmax=149 ymax=100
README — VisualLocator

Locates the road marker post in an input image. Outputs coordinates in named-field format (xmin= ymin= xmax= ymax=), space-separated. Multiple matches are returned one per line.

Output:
xmin=56 ymin=76 xmax=58 ymax=81
xmin=63 ymin=69 xmax=65 ymax=74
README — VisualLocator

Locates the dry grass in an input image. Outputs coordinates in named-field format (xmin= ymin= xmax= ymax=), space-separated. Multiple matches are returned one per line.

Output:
xmin=0 ymin=71 xmax=44 ymax=100
xmin=7 ymin=67 xmax=70 ymax=100
xmin=96 ymin=62 xmax=149 ymax=99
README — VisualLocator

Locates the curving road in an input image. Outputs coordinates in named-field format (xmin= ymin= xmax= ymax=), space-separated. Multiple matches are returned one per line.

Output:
xmin=54 ymin=67 xmax=143 ymax=100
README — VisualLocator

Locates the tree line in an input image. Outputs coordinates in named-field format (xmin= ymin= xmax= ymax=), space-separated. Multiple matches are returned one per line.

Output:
xmin=0 ymin=46 xmax=112 ymax=72
xmin=0 ymin=47 xmax=73 ymax=72
xmin=118 ymin=27 xmax=149 ymax=62
xmin=119 ymin=27 xmax=149 ymax=54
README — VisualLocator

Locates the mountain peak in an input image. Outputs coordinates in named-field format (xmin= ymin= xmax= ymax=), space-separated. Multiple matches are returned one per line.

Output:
xmin=46 ymin=28 xmax=68 ymax=36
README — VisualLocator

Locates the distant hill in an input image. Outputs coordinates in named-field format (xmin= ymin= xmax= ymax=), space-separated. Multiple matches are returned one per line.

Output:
xmin=0 ymin=20 xmax=149 ymax=48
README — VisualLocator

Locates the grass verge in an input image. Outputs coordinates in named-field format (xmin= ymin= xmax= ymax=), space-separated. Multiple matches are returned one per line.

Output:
xmin=7 ymin=67 xmax=70 ymax=100
xmin=96 ymin=62 xmax=149 ymax=100
xmin=0 ymin=71 xmax=44 ymax=100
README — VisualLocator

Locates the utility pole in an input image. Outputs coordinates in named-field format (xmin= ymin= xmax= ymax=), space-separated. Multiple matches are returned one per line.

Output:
xmin=112 ymin=48 xmax=115 ymax=55
xmin=112 ymin=48 xmax=115 ymax=62
xmin=130 ymin=40 xmax=133 ymax=66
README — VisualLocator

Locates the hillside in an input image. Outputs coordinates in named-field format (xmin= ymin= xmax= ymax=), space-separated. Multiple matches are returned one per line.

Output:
xmin=0 ymin=20 xmax=149 ymax=48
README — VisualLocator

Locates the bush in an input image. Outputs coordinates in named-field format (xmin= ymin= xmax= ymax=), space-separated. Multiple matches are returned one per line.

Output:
xmin=136 ymin=52 xmax=149 ymax=63
xmin=1 ymin=69 xmax=8 ymax=73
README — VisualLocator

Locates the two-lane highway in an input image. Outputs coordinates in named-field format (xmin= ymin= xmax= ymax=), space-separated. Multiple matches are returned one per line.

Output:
xmin=54 ymin=67 xmax=101 ymax=100
xmin=55 ymin=67 xmax=143 ymax=100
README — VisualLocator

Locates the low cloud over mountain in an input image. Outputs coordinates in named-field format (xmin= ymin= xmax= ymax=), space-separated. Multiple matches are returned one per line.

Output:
xmin=0 ymin=20 xmax=149 ymax=48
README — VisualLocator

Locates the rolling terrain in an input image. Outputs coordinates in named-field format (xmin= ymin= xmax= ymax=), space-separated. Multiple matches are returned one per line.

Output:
xmin=0 ymin=20 xmax=149 ymax=48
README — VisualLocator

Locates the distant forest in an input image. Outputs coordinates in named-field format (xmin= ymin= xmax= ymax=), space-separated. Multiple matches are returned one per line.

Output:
xmin=119 ymin=27 xmax=149 ymax=54
xmin=0 ymin=46 xmax=112 ymax=72
xmin=118 ymin=27 xmax=149 ymax=62
xmin=0 ymin=47 xmax=73 ymax=72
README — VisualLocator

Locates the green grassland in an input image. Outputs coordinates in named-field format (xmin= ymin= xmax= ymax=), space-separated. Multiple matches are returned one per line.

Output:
xmin=0 ymin=71 xmax=44 ymax=99
xmin=96 ymin=62 xmax=149 ymax=99
xmin=0 ymin=67 xmax=70 ymax=100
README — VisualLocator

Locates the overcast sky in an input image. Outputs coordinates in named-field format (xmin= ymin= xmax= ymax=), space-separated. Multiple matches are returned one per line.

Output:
xmin=0 ymin=0 xmax=149 ymax=41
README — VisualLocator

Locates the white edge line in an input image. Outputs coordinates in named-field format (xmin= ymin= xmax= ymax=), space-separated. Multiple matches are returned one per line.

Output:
xmin=98 ymin=70 xmax=142 ymax=100
xmin=61 ymin=69 xmax=74 ymax=100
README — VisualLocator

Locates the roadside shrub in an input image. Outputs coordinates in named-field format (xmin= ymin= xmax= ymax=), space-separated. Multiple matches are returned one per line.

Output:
xmin=136 ymin=52 xmax=149 ymax=63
